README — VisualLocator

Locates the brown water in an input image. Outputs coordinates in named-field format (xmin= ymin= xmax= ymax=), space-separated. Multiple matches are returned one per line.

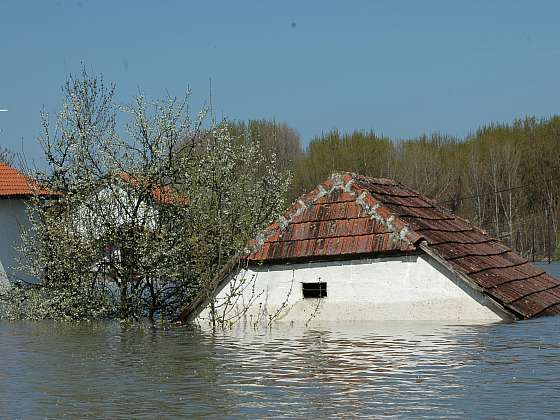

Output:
xmin=1 ymin=262 xmax=560 ymax=419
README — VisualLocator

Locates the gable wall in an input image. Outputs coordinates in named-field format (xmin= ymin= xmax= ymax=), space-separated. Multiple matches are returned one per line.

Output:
xmin=197 ymin=255 xmax=505 ymax=326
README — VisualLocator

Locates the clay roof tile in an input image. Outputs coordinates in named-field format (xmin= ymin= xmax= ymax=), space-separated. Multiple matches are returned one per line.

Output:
xmin=0 ymin=164 xmax=54 ymax=198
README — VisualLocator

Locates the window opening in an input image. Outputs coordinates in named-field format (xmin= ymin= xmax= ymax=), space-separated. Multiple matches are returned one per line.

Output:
xmin=302 ymin=282 xmax=327 ymax=298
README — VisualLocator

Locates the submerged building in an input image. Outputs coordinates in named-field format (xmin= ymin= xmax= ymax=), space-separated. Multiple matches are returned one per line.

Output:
xmin=179 ymin=172 xmax=560 ymax=325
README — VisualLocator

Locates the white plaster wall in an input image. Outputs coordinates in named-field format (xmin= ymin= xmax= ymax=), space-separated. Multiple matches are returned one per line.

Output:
xmin=197 ymin=255 xmax=504 ymax=325
xmin=76 ymin=185 xmax=158 ymax=237
xmin=0 ymin=199 xmax=36 ymax=285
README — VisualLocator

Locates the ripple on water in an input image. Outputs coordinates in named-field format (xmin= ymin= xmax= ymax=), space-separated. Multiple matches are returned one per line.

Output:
xmin=2 ymin=318 xmax=560 ymax=418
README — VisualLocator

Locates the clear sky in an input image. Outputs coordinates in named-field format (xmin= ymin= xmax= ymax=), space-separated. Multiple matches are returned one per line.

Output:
xmin=1 ymin=0 xmax=560 ymax=163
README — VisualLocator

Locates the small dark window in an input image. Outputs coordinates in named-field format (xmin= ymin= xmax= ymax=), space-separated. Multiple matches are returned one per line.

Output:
xmin=302 ymin=282 xmax=327 ymax=298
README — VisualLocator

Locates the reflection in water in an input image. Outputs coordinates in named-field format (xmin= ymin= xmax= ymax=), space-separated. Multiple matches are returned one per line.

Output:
xmin=2 ymin=319 xmax=560 ymax=418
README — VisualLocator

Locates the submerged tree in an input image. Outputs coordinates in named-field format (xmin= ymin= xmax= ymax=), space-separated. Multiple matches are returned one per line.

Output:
xmin=2 ymin=70 xmax=289 ymax=321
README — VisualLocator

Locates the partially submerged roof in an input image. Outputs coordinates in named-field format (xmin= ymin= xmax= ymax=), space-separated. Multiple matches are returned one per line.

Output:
xmin=178 ymin=172 xmax=560 ymax=322
xmin=0 ymin=163 xmax=53 ymax=199
xmin=246 ymin=172 xmax=560 ymax=320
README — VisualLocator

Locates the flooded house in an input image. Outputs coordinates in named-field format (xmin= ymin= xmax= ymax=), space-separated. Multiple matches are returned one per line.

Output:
xmin=179 ymin=172 xmax=560 ymax=325
xmin=0 ymin=163 xmax=53 ymax=284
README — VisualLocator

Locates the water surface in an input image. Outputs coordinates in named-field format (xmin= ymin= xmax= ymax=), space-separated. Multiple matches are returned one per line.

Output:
xmin=1 ymin=263 xmax=560 ymax=418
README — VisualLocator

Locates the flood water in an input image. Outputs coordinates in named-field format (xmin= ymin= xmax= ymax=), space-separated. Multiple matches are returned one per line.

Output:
xmin=1 ymin=263 xmax=560 ymax=419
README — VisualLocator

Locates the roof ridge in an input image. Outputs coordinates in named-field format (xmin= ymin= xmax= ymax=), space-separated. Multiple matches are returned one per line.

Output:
xmin=344 ymin=173 xmax=424 ymax=247
xmin=247 ymin=172 xmax=417 ymax=257
xmin=331 ymin=171 xmax=400 ymax=186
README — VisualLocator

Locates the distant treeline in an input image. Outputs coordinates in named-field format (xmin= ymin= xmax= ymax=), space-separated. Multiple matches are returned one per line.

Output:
xmin=230 ymin=116 xmax=560 ymax=261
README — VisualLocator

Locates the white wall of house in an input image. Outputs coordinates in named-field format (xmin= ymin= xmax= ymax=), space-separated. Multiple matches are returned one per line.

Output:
xmin=76 ymin=185 xmax=158 ymax=238
xmin=197 ymin=254 xmax=506 ymax=326
xmin=0 ymin=199 xmax=36 ymax=285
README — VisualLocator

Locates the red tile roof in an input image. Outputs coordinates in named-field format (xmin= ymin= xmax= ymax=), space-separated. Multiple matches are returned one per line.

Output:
xmin=247 ymin=172 xmax=560 ymax=320
xmin=0 ymin=164 xmax=53 ymax=198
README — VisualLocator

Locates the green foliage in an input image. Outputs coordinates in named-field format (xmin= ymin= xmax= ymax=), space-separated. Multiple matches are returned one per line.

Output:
xmin=226 ymin=119 xmax=303 ymax=173
xmin=290 ymin=130 xmax=393 ymax=197
xmin=0 ymin=281 xmax=113 ymax=321
xmin=175 ymin=122 xmax=291 ymax=313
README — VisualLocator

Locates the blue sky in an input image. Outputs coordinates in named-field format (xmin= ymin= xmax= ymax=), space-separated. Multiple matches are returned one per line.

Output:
xmin=1 ymin=0 xmax=560 ymax=163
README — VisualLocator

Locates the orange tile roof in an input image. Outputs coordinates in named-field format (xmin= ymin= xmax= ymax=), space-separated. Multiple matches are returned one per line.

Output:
xmin=0 ymin=163 xmax=53 ymax=198
xmin=117 ymin=172 xmax=187 ymax=205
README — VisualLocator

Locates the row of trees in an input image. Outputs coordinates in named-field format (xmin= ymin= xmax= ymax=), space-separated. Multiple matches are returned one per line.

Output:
xmin=288 ymin=117 xmax=560 ymax=261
